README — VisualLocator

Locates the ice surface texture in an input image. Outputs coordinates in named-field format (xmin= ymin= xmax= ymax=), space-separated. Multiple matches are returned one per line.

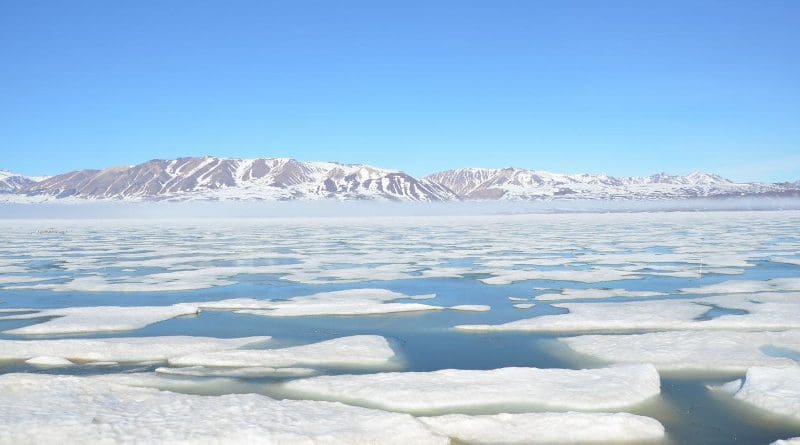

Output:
xmin=0 ymin=373 xmax=448 ymax=444
xmin=419 ymin=412 xmax=665 ymax=444
xmin=281 ymin=364 xmax=660 ymax=414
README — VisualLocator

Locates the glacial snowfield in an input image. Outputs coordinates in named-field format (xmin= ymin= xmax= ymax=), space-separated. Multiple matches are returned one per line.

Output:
xmin=1 ymin=211 xmax=800 ymax=444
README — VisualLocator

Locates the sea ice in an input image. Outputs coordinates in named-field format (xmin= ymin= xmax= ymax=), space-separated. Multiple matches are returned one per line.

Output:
xmin=155 ymin=366 xmax=316 ymax=378
xmin=24 ymin=356 xmax=74 ymax=368
xmin=419 ymin=412 xmax=665 ymax=444
xmin=0 ymin=336 xmax=269 ymax=364
xmin=559 ymin=330 xmax=800 ymax=373
xmin=280 ymin=364 xmax=660 ymax=414
xmin=202 ymin=289 xmax=445 ymax=317
xmin=534 ymin=288 xmax=664 ymax=301
xmin=481 ymin=269 xmax=639 ymax=285
xmin=0 ymin=373 xmax=448 ymax=444
xmin=457 ymin=296 xmax=800 ymax=333
xmin=715 ymin=366 xmax=800 ymax=420
xmin=1 ymin=304 xmax=201 ymax=335
xmin=169 ymin=335 xmax=397 ymax=370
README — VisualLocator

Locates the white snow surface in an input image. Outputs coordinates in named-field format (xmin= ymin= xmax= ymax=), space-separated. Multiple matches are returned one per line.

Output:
xmin=169 ymin=335 xmax=397 ymax=369
xmin=0 ymin=373 xmax=448 ymax=444
xmin=201 ymin=289 xmax=444 ymax=316
xmin=560 ymin=330 xmax=800 ymax=373
xmin=0 ymin=336 xmax=269 ymax=364
xmin=534 ymin=288 xmax=664 ymax=301
xmin=419 ymin=412 xmax=665 ymax=444
xmin=457 ymin=294 xmax=800 ymax=333
xmin=280 ymin=364 xmax=660 ymax=414
xmin=24 ymin=356 xmax=74 ymax=367
xmin=719 ymin=366 xmax=800 ymax=420
xmin=1 ymin=304 xmax=200 ymax=335
xmin=155 ymin=366 xmax=316 ymax=378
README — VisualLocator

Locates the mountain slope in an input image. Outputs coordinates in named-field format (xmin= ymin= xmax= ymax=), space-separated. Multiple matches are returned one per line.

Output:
xmin=3 ymin=159 xmax=799 ymax=202
xmin=425 ymin=168 xmax=794 ymax=200
xmin=20 ymin=157 xmax=457 ymax=202
xmin=0 ymin=171 xmax=43 ymax=194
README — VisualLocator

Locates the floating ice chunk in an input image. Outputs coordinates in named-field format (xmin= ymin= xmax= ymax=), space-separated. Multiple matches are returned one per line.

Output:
xmin=458 ymin=296 xmax=800 ymax=333
xmin=419 ymin=412 xmax=665 ymax=444
xmin=535 ymin=288 xmax=665 ymax=301
xmin=456 ymin=300 xmax=708 ymax=333
xmin=0 ymin=373 xmax=447 ymax=444
xmin=772 ymin=438 xmax=800 ymax=445
xmin=513 ymin=303 xmax=535 ymax=309
xmin=715 ymin=367 xmax=800 ymax=420
xmin=448 ymin=305 xmax=490 ymax=312
xmin=481 ymin=269 xmax=639 ymax=285
xmin=2 ymin=304 xmax=201 ymax=335
xmin=0 ymin=336 xmax=269 ymax=363
xmin=280 ymin=364 xmax=660 ymax=414
xmin=202 ymin=289 xmax=443 ymax=317
xmin=408 ymin=293 xmax=437 ymax=300
xmin=560 ymin=330 xmax=800 ymax=373
xmin=155 ymin=366 xmax=316 ymax=378
xmin=508 ymin=297 xmax=528 ymax=302
xmin=682 ymin=277 xmax=800 ymax=295
xmin=0 ymin=275 xmax=64 ymax=285
xmin=170 ymin=335 xmax=397 ymax=370
xmin=24 ymin=356 xmax=73 ymax=368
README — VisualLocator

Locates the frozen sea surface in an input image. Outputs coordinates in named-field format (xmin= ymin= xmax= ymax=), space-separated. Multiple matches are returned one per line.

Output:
xmin=1 ymin=211 xmax=800 ymax=444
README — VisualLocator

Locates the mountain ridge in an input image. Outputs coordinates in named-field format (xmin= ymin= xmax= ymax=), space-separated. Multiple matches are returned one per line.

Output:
xmin=2 ymin=157 xmax=799 ymax=202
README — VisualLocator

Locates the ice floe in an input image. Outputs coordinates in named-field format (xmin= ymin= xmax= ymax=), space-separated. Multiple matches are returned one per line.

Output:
xmin=202 ymin=289 xmax=445 ymax=317
xmin=280 ymin=364 xmax=660 ymax=414
xmin=24 ymin=356 xmax=74 ymax=368
xmin=1 ymin=304 xmax=201 ymax=335
xmin=0 ymin=373 xmax=448 ymax=444
xmin=419 ymin=412 xmax=665 ymax=444
xmin=155 ymin=366 xmax=316 ymax=378
xmin=534 ymin=288 xmax=665 ymax=301
xmin=714 ymin=366 xmax=800 ymax=420
xmin=481 ymin=268 xmax=639 ymax=285
xmin=559 ymin=330 xmax=800 ymax=373
xmin=457 ymin=295 xmax=800 ymax=333
xmin=772 ymin=439 xmax=800 ymax=445
xmin=448 ymin=305 xmax=490 ymax=312
xmin=682 ymin=277 xmax=800 ymax=295
xmin=0 ymin=336 xmax=269 ymax=364
xmin=169 ymin=335 xmax=398 ymax=370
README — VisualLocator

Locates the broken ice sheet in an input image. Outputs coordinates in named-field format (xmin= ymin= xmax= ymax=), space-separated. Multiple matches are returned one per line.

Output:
xmin=534 ymin=288 xmax=665 ymax=301
xmin=712 ymin=366 xmax=800 ymax=421
xmin=0 ymin=373 xmax=448 ymax=445
xmin=279 ymin=364 xmax=660 ymax=414
xmin=1 ymin=304 xmax=201 ymax=335
xmin=200 ymin=288 xmax=446 ymax=317
xmin=558 ymin=330 xmax=800 ymax=374
xmin=457 ymin=294 xmax=800 ymax=333
xmin=0 ymin=336 xmax=269 ymax=364
xmin=169 ymin=335 xmax=399 ymax=370
xmin=419 ymin=412 xmax=665 ymax=444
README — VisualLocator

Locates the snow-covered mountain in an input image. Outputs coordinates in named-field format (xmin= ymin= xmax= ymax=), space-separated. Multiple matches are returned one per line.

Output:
xmin=15 ymin=157 xmax=456 ymax=202
xmin=425 ymin=167 xmax=798 ymax=200
xmin=2 ymin=158 xmax=799 ymax=202
xmin=0 ymin=170 xmax=45 ymax=194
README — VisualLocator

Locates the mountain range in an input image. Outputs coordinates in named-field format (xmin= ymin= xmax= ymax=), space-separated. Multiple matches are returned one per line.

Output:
xmin=2 ymin=157 xmax=799 ymax=202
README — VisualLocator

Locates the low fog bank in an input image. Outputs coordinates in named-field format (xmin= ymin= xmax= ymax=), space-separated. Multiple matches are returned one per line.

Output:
xmin=2 ymin=197 xmax=800 ymax=219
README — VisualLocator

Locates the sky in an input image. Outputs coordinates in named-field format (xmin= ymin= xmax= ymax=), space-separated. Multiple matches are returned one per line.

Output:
xmin=1 ymin=0 xmax=798 ymax=182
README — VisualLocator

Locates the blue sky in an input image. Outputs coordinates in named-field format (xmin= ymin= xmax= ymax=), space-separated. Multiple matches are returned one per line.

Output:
xmin=1 ymin=1 xmax=798 ymax=181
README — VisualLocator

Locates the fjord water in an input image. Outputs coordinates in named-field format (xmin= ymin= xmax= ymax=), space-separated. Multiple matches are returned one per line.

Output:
xmin=1 ymin=211 xmax=799 ymax=444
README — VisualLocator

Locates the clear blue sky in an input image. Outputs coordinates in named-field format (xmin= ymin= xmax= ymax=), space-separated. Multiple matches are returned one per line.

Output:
xmin=1 ymin=0 xmax=798 ymax=181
